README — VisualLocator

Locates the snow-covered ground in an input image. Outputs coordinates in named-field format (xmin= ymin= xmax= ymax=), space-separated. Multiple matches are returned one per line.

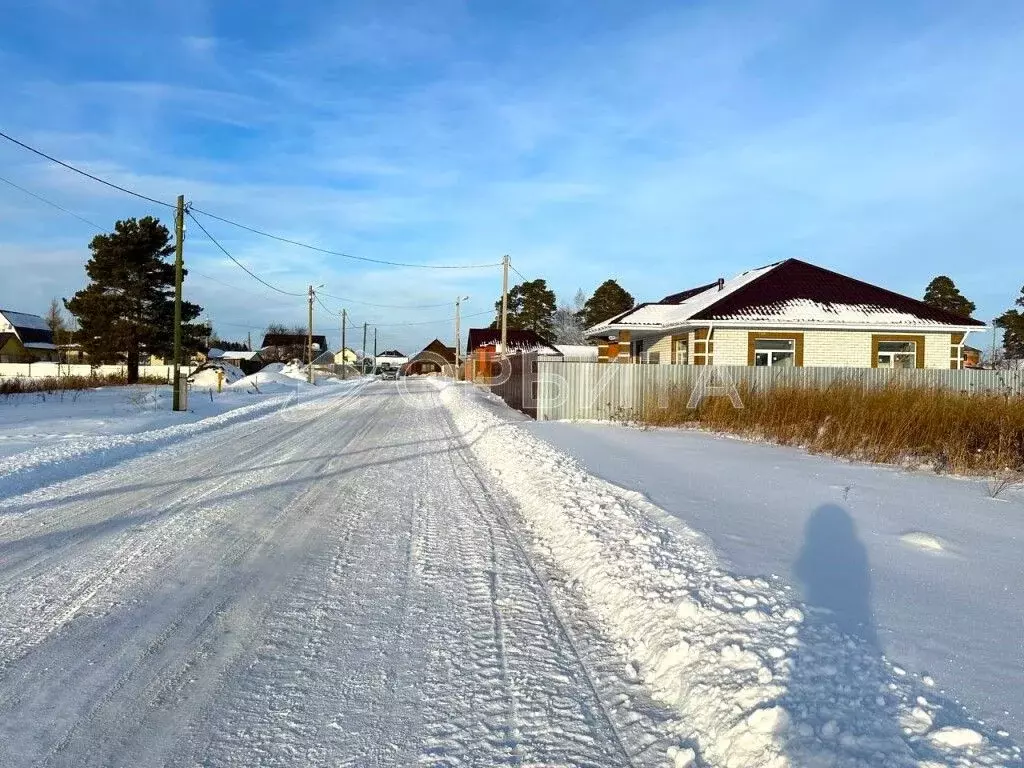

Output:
xmin=2 ymin=375 xmax=1021 ymax=767
xmin=0 ymin=369 xmax=358 ymax=497
xmin=526 ymin=418 xmax=1024 ymax=746
xmin=0 ymin=379 xmax=674 ymax=768
xmin=441 ymin=382 xmax=1022 ymax=767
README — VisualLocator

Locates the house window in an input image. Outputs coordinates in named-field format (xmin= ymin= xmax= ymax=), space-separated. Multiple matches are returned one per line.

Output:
xmin=631 ymin=337 xmax=649 ymax=363
xmin=753 ymin=338 xmax=796 ymax=367
xmin=673 ymin=337 xmax=688 ymax=365
xmin=877 ymin=341 xmax=917 ymax=368
xmin=693 ymin=329 xmax=713 ymax=365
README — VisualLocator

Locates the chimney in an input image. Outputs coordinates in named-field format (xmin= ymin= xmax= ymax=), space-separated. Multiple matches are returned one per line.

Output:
xmin=717 ymin=277 xmax=725 ymax=291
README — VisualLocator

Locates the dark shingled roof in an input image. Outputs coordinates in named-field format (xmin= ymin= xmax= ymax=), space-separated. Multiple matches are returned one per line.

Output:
xmin=466 ymin=328 xmax=560 ymax=355
xmin=410 ymin=339 xmax=456 ymax=364
xmin=690 ymin=259 xmax=985 ymax=326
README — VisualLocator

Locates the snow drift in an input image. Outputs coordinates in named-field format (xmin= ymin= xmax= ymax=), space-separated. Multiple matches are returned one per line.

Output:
xmin=439 ymin=381 xmax=1021 ymax=768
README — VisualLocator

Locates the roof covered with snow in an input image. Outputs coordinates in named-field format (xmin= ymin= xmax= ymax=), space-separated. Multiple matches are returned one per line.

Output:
xmin=587 ymin=259 xmax=985 ymax=334
xmin=0 ymin=309 xmax=55 ymax=346
xmin=466 ymin=328 xmax=561 ymax=355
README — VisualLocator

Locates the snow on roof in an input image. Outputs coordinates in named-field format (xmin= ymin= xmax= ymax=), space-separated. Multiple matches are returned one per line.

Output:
xmin=587 ymin=259 xmax=985 ymax=334
xmin=588 ymin=263 xmax=779 ymax=332
xmin=553 ymin=345 xmax=598 ymax=359
xmin=714 ymin=300 xmax=941 ymax=325
xmin=23 ymin=342 xmax=58 ymax=350
xmin=0 ymin=309 xmax=50 ymax=332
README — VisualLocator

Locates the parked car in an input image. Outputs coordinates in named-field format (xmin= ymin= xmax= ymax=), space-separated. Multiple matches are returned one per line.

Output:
xmin=377 ymin=364 xmax=400 ymax=380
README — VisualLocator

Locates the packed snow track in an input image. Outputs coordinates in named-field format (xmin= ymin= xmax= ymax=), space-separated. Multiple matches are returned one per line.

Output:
xmin=0 ymin=379 xmax=670 ymax=767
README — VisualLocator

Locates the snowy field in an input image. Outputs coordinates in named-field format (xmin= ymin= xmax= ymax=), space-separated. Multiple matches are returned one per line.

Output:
xmin=0 ymin=375 xmax=1020 ymax=767
xmin=528 ymin=419 xmax=1024 ymax=744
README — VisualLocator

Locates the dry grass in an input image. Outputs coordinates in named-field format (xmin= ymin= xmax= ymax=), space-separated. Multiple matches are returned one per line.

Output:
xmin=0 ymin=374 xmax=168 ymax=396
xmin=642 ymin=383 xmax=1024 ymax=474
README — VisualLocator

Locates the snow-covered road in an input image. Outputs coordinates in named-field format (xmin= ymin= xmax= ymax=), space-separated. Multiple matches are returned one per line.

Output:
xmin=0 ymin=380 xmax=670 ymax=767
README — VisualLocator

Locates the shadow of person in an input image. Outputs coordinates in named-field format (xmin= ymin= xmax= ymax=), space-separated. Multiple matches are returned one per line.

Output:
xmin=780 ymin=504 xmax=908 ymax=765
xmin=793 ymin=503 xmax=877 ymax=647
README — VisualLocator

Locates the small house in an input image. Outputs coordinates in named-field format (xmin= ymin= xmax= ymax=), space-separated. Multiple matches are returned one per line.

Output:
xmin=464 ymin=328 xmax=561 ymax=380
xmin=0 ymin=309 xmax=58 ymax=363
xmin=406 ymin=339 xmax=456 ymax=375
xmin=260 ymin=333 xmax=329 ymax=363
xmin=586 ymin=259 xmax=985 ymax=369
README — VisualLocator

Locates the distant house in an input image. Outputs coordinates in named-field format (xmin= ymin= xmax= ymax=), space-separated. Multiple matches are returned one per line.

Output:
xmin=586 ymin=259 xmax=985 ymax=369
xmin=0 ymin=309 xmax=57 ymax=363
xmin=961 ymin=345 xmax=983 ymax=369
xmin=466 ymin=328 xmax=561 ymax=357
xmin=209 ymin=348 xmax=262 ymax=365
xmin=406 ymin=339 xmax=456 ymax=375
xmin=260 ymin=333 xmax=328 ymax=363
xmin=375 ymin=349 xmax=409 ymax=368
xmin=464 ymin=328 xmax=561 ymax=380
xmin=336 ymin=347 xmax=358 ymax=365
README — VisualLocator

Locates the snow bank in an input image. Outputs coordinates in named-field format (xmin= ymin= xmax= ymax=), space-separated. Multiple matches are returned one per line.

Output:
xmin=189 ymin=361 xmax=246 ymax=388
xmin=439 ymin=381 xmax=1022 ymax=768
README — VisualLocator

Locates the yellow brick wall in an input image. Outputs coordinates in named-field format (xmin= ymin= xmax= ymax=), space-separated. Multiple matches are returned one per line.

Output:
xmin=711 ymin=328 xmax=954 ymax=368
xmin=632 ymin=328 xmax=955 ymax=367
xmin=924 ymin=333 xmax=952 ymax=368
xmin=646 ymin=334 xmax=674 ymax=363
xmin=708 ymin=328 xmax=747 ymax=365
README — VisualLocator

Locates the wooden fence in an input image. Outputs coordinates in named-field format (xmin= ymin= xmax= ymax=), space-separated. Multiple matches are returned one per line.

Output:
xmin=482 ymin=354 xmax=1024 ymax=421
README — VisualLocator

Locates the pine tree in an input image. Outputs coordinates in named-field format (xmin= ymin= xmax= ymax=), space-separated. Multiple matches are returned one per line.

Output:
xmin=490 ymin=279 xmax=557 ymax=337
xmin=65 ymin=216 xmax=206 ymax=383
xmin=580 ymin=279 xmax=635 ymax=328
xmin=922 ymin=275 xmax=976 ymax=317
xmin=995 ymin=284 xmax=1024 ymax=360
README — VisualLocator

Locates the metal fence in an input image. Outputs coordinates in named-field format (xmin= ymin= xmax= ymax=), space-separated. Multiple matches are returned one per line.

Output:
xmin=484 ymin=356 xmax=1024 ymax=421
xmin=0 ymin=362 xmax=195 ymax=382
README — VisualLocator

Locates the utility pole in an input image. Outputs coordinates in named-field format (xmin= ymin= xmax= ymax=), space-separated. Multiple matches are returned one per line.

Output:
xmin=455 ymin=295 xmax=468 ymax=378
xmin=247 ymin=330 xmax=252 ymax=351
xmin=373 ymin=327 xmax=378 ymax=370
xmin=307 ymin=285 xmax=315 ymax=384
xmin=341 ymin=309 xmax=347 ymax=380
xmin=501 ymin=254 xmax=510 ymax=357
xmin=172 ymin=194 xmax=185 ymax=411
xmin=991 ymin=318 xmax=997 ymax=369
xmin=362 ymin=322 xmax=368 ymax=373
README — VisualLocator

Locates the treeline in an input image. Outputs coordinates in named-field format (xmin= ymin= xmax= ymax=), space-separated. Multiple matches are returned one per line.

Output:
xmin=488 ymin=278 xmax=636 ymax=344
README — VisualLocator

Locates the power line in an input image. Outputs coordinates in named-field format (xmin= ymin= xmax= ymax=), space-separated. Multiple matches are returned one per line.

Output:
xmin=186 ymin=210 xmax=307 ymax=298
xmin=1 ymin=128 xmax=501 ymax=271
xmin=189 ymin=207 xmax=500 ymax=270
xmin=0 ymin=129 xmax=174 ymax=209
xmin=510 ymin=262 xmax=529 ymax=283
xmin=317 ymin=291 xmax=454 ymax=310
xmin=371 ymin=308 xmax=492 ymax=327
xmin=0 ymin=173 xmax=108 ymax=230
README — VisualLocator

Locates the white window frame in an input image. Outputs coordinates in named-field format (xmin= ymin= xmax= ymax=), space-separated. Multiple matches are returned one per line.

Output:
xmin=753 ymin=337 xmax=796 ymax=367
xmin=673 ymin=337 xmax=688 ymax=365
xmin=877 ymin=340 xmax=917 ymax=369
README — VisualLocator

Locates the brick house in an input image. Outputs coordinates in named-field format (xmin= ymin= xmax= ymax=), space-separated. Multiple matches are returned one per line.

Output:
xmin=585 ymin=259 xmax=985 ymax=369
xmin=464 ymin=328 xmax=561 ymax=380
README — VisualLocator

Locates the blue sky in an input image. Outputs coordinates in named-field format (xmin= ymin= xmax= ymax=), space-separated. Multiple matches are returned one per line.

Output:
xmin=1 ymin=0 xmax=1022 ymax=354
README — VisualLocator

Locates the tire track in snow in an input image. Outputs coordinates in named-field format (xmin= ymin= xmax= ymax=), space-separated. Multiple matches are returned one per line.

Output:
xmin=0 ymin=380 xmax=677 ymax=767
xmin=0 ymin=389 xmax=378 ymax=668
